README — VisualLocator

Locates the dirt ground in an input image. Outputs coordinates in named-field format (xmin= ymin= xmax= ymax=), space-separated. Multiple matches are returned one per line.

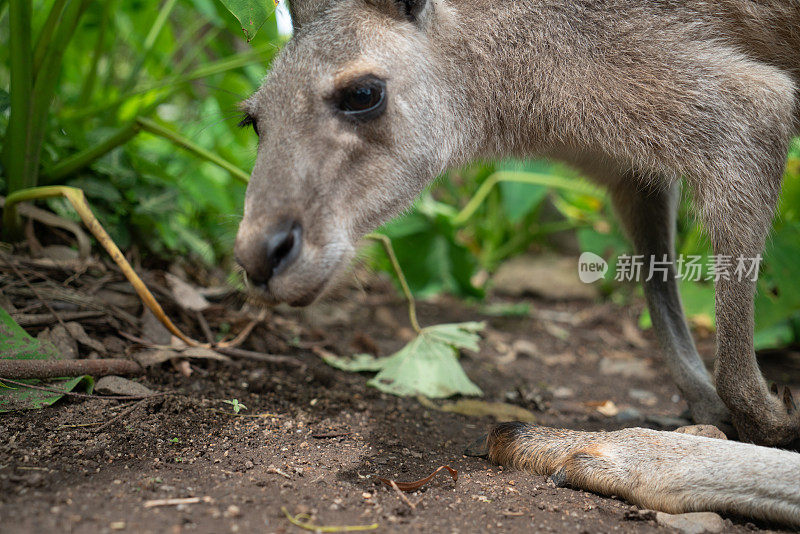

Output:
xmin=1 ymin=257 xmax=799 ymax=534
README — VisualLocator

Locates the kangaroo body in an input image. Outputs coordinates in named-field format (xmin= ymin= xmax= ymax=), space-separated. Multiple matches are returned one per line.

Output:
xmin=234 ymin=0 xmax=800 ymax=525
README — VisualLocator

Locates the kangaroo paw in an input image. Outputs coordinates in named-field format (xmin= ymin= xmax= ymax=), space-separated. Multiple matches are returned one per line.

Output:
xmin=732 ymin=391 xmax=800 ymax=446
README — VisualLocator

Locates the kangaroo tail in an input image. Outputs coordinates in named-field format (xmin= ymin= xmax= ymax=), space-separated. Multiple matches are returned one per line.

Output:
xmin=479 ymin=423 xmax=800 ymax=527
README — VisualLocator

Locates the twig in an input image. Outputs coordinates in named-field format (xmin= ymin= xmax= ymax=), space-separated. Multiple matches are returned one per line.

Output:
xmin=95 ymin=399 xmax=147 ymax=432
xmin=2 ymin=255 xmax=67 ymax=329
xmin=119 ymin=331 xmax=301 ymax=367
xmin=217 ymin=310 xmax=266 ymax=349
xmin=267 ymin=466 xmax=291 ymax=479
xmin=12 ymin=310 xmax=105 ymax=327
xmin=311 ymin=431 xmax=351 ymax=439
xmin=389 ymin=480 xmax=417 ymax=510
xmin=196 ymin=310 xmax=215 ymax=344
xmin=0 ymin=377 xmax=168 ymax=400
xmin=281 ymin=507 xmax=379 ymax=532
xmin=58 ymin=422 xmax=104 ymax=429
xmin=0 ymin=358 xmax=143 ymax=379
xmin=143 ymin=496 xmax=213 ymax=508
xmin=214 ymin=346 xmax=304 ymax=367
xmin=117 ymin=331 xmax=156 ymax=345
xmin=377 ymin=465 xmax=458 ymax=492
xmin=365 ymin=233 xmax=421 ymax=333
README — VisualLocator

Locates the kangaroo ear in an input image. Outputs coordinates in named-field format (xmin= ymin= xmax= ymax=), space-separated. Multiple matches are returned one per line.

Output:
xmin=395 ymin=0 xmax=429 ymax=22
xmin=287 ymin=0 xmax=329 ymax=30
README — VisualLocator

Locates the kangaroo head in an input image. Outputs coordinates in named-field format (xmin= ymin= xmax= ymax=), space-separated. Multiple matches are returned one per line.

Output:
xmin=234 ymin=0 xmax=468 ymax=305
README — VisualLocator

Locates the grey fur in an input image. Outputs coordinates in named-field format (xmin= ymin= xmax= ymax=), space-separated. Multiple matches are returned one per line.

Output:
xmin=235 ymin=0 xmax=800 ymax=446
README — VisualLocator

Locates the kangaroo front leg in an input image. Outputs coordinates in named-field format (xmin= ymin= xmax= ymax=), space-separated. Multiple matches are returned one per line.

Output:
xmin=483 ymin=422 xmax=800 ymax=526
xmin=608 ymin=181 xmax=729 ymax=428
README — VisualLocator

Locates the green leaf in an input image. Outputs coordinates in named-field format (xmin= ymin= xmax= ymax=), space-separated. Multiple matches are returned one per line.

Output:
xmin=0 ymin=376 xmax=88 ymax=411
xmin=377 ymin=199 xmax=481 ymax=298
xmin=320 ymin=352 xmax=386 ymax=372
xmin=754 ymin=319 xmax=795 ymax=351
xmin=0 ymin=305 xmax=59 ymax=360
xmin=0 ymin=307 xmax=88 ymax=411
xmin=322 ymin=322 xmax=484 ymax=398
xmin=755 ymin=222 xmax=800 ymax=335
xmin=678 ymin=279 xmax=716 ymax=329
xmin=498 ymin=160 xmax=551 ymax=223
xmin=222 ymin=399 xmax=247 ymax=413
xmin=217 ymin=0 xmax=276 ymax=41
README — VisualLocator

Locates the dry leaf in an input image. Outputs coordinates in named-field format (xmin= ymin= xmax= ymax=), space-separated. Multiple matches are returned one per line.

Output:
xmin=378 ymin=465 xmax=458 ymax=492
xmin=421 ymin=398 xmax=537 ymax=423
xmin=588 ymin=400 xmax=619 ymax=417
xmin=166 ymin=273 xmax=210 ymax=312
xmin=37 ymin=325 xmax=77 ymax=359
xmin=141 ymin=309 xmax=172 ymax=345
xmin=132 ymin=347 xmax=230 ymax=367
xmin=65 ymin=321 xmax=106 ymax=353
xmin=173 ymin=359 xmax=193 ymax=377
xmin=621 ymin=319 xmax=648 ymax=349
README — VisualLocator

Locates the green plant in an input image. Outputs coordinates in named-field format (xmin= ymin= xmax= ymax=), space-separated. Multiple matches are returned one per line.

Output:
xmin=373 ymin=148 xmax=800 ymax=350
xmin=0 ymin=0 xmax=284 ymax=260
xmin=222 ymin=398 xmax=246 ymax=413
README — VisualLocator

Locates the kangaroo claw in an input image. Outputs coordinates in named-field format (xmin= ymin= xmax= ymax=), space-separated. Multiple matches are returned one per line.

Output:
xmin=770 ymin=382 xmax=779 ymax=395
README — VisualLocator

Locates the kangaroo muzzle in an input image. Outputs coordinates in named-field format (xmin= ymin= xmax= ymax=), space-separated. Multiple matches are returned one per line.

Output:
xmin=235 ymin=219 xmax=303 ymax=289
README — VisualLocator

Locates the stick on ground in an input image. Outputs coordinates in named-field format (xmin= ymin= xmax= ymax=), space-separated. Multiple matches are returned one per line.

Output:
xmin=0 ymin=358 xmax=143 ymax=379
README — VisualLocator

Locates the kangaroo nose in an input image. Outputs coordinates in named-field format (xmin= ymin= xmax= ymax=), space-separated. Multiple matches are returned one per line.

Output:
xmin=240 ymin=220 xmax=303 ymax=287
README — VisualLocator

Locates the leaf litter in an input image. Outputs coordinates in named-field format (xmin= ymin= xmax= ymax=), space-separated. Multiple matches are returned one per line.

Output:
xmin=377 ymin=465 xmax=459 ymax=493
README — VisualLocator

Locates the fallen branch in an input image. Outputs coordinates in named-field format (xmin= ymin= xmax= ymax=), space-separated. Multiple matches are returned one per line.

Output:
xmin=12 ymin=310 xmax=105 ymax=327
xmin=0 ymin=358 xmax=142 ymax=379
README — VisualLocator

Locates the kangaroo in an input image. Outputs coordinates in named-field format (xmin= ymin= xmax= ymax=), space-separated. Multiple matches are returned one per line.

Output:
xmin=233 ymin=0 xmax=800 ymax=524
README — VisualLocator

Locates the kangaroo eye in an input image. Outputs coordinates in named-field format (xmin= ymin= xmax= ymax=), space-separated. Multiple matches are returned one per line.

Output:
xmin=336 ymin=76 xmax=387 ymax=121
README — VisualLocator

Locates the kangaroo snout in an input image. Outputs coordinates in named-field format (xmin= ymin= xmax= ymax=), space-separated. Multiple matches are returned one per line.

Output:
xmin=235 ymin=220 xmax=303 ymax=288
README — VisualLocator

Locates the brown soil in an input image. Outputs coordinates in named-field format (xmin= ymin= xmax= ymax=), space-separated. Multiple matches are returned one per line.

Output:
xmin=1 ymin=259 xmax=798 ymax=534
